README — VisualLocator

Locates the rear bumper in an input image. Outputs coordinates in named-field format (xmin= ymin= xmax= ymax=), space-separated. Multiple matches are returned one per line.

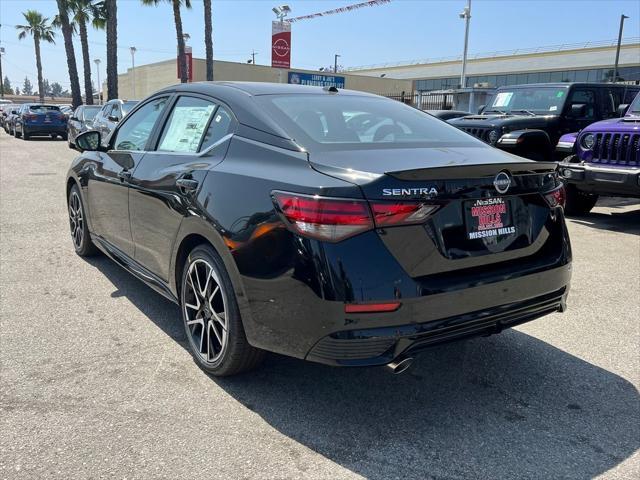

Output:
xmin=23 ymin=125 xmax=67 ymax=135
xmin=306 ymin=265 xmax=570 ymax=366
xmin=559 ymin=162 xmax=640 ymax=197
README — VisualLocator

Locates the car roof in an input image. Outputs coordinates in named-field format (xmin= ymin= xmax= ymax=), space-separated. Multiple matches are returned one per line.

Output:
xmin=158 ymin=81 xmax=377 ymax=98
xmin=496 ymin=82 xmax=640 ymax=89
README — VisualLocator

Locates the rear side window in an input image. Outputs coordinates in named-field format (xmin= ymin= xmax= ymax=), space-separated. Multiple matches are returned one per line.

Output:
xmin=258 ymin=94 xmax=479 ymax=150
xmin=112 ymin=96 xmax=170 ymax=151
xmin=200 ymin=106 xmax=233 ymax=151
xmin=157 ymin=96 xmax=221 ymax=153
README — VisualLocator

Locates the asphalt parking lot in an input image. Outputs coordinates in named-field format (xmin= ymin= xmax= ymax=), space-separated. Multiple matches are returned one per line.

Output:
xmin=0 ymin=132 xmax=638 ymax=480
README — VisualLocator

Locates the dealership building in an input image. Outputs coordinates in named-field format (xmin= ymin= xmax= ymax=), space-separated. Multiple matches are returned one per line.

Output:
xmin=110 ymin=39 xmax=639 ymax=103
xmin=348 ymin=39 xmax=640 ymax=91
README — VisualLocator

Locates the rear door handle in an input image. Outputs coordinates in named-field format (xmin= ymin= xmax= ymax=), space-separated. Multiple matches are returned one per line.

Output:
xmin=176 ymin=178 xmax=199 ymax=193
xmin=118 ymin=170 xmax=132 ymax=182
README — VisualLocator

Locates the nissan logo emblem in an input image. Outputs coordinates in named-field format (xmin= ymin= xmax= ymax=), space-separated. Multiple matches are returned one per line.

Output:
xmin=493 ymin=171 xmax=511 ymax=194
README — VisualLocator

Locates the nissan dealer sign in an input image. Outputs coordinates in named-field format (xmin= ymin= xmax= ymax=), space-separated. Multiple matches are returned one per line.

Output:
xmin=271 ymin=21 xmax=291 ymax=69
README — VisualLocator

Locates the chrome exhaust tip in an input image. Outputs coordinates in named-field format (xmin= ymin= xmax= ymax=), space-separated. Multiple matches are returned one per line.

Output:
xmin=386 ymin=357 xmax=414 ymax=375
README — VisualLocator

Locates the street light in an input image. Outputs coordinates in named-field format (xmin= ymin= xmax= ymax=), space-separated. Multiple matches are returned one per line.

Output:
xmin=334 ymin=54 xmax=341 ymax=73
xmin=613 ymin=14 xmax=629 ymax=82
xmin=0 ymin=46 xmax=5 ymax=99
xmin=459 ymin=0 xmax=472 ymax=89
xmin=272 ymin=5 xmax=291 ymax=22
xmin=94 ymin=58 xmax=101 ymax=105
xmin=130 ymin=46 xmax=137 ymax=98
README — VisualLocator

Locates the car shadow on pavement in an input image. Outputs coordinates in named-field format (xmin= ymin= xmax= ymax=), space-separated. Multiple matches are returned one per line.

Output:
xmin=568 ymin=198 xmax=640 ymax=235
xmin=86 ymin=255 xmax=640 ymax=480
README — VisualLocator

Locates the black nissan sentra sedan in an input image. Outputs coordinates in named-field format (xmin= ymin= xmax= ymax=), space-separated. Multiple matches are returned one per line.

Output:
xmin=66 ymin=82 xmax=571 ymax=376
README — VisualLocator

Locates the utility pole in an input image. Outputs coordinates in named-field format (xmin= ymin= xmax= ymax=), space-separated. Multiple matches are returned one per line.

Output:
xmin=0 ymin=24 xmax=4 ymax=98
xmin=94 ymin=58 xmax=101 ymax=105
xmin=130 ymin=46 xmax=137 ymax=98
xmin=613 ymin=14 xmax=628 ymax=82
xmin=252 ymin=50 xmax=257 ymax=64
xmin=459 ymin=0 xmax=471 ymax=88
xmin=334 ymin=54 xmax=340 ymax=73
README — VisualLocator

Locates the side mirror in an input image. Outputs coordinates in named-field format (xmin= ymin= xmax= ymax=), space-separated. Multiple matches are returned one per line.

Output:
xmin=570 ymin=103 xmax=587 ymax=118
xmin=108 ymin=115 xmax=120 ymax=122
xmin=617 ymin=104 xmax=629 ymax=117
xmin=477 ymin=104 xmax=486 ymax=115
xmin=70 ymin=116 xmax=79 ymax=121
xmin=75 ymin=130 xmax=102 ymax=152
xmin=11 ymin=110 xmax=18 ymax=115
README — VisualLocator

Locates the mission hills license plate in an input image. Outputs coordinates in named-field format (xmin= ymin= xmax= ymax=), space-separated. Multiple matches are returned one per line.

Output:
xmin=465 ymin=197 xmax=516 ymax=240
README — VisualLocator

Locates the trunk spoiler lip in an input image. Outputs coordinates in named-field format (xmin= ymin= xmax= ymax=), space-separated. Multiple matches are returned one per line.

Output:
xmin=387 ymin=162 xmax=558 ymax=181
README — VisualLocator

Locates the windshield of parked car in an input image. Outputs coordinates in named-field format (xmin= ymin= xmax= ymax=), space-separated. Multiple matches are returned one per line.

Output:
xmin=485 ymin=87 xmax=568 ymax=114
xmin=83 ymin=106 xmax=101 ymax=120
xmin=122 ymin=101 xmax=138 ymax=116
xmin=627 ymin=93 xmax=640 ymax=116
xmin=257 ymin=94 xmax=480 ymax=150
xmin=28 ymin=105 xmax=61 ymax=112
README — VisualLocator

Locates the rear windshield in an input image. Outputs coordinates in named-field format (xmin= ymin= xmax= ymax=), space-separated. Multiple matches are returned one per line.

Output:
xmin=29 ymin=105 xmax=61 ymax=112
xmin=256 ymin=94 xmax=480 ymax=150
xmin=83 ymin=106 xmax=101 ymax=120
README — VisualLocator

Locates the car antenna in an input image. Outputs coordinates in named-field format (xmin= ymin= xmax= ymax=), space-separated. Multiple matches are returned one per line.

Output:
xmin=323 ymin=86 xmax=339 ymax=93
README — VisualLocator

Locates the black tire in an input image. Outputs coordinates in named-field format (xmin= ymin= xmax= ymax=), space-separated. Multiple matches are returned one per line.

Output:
xmin=68 ymin=140 xmax=75 ymax=149
xmin=180 ymin=244 xmax=264 ymax=376
xmin=23 ymin=129 xmax=30 ymax=140
xmin=564 ymin=184 xmax=598 ymax=216
xmin=68 ymin=184 xmax=99 ymax=256
xmin=61 ymin=133 xmax=68 ymax=141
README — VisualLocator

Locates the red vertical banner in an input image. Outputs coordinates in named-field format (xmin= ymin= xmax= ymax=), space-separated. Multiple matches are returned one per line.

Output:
xmin=177 ymin=46 xmax=194 ymax=82
xmin=271 ymin=21 xmax=291 ymax=69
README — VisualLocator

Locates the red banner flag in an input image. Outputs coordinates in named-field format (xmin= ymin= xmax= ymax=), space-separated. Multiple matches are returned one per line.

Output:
xmin=271 ymin=21 xmax=291 ymax=69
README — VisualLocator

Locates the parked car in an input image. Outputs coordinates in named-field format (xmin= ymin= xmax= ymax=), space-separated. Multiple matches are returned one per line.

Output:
xmin=13 ymin=103 xmax=68 ymax=140
xmin=448 ymin=83 xmax=640 ymax=161
xmin=66 ymin=82 xmax=571 ymax=376
xmin=5 ymin=106 xmax=22 ymax=135
xmin=58 ymin=105 xmax=74 ymax=118
xmin=0 ymin=104 xmax=18 ymax=130
xmin=92 ymin=99 xmax=138 ymax=144
xmin=67 ymin=105 xmax=102 ymax=148
xmin=556 ymin=92 xmax=640 ymax=215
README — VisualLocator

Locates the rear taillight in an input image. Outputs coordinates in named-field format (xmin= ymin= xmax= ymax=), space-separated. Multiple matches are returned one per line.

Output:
xmin=370 ymin=201 xmax=438 ymax=227
xmin=25 ymin=113 xmax=37 ymax=120
xmin=273 ymin=192 xmax=373 ymax=242
xmin=273 ymin=191 xmax=438 ymax=242
xmin=544 ymin=184 xmax=566 ymax=209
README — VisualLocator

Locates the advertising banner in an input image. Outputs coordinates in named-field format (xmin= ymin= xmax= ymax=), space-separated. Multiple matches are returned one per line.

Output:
xmin=177 ymin=45 xmax=193 ymax=82
xmin=288 ymin=71 xmax=346 ymax=89
xmin=271 ymin=21 xmax=291 ymax=69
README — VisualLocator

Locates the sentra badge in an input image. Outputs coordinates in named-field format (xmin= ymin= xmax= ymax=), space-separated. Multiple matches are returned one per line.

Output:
xmin=382 ymin=187 xmax=438 ymax=197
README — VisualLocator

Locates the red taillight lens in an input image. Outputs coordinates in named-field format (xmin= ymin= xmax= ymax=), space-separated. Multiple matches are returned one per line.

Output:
xmin=273 ymin=192 xmax=439 ymax=242
xmin=273 ymin=191 xmax=373 ymax=242
xmin=370 ymin=201 xmax=439 ymax=227
xmin=544 ymin=185 xmax=566 ymax=209
xmin=25 ymin=114 xmax=37 ymax=120
xmin=345 ymin=302 xmax=401 ymax=313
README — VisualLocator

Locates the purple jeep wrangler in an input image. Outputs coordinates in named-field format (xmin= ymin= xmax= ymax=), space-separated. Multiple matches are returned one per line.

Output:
xmin=557 ymin=92 xmax=640 ymax=215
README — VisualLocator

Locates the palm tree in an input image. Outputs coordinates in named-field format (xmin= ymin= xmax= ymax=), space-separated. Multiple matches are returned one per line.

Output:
xmin=142 ymin=0 xmax=192 ymax=83
xmin=16 ymin=11 xmax=56 ymax=103
xmin=96 ymin=0 xmax=119 ymax=100
xmin=62 ymin=1 xmax=106 ymax=105
xmin=55 ymin=0 xmax=83 ymax=108
xmin=204 ymin=0 xmax=213 ymax=81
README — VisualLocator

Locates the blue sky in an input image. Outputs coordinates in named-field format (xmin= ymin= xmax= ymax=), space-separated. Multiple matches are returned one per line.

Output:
xmin=1 ymin=0 xmax=638 ymax=91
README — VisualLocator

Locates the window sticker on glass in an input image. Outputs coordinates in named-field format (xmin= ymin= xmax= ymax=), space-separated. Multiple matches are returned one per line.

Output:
xmin=556 ymin=91 xmax=565 ymax=98
xmin=549 ymin=106 xmax=558 ymax=111
xmin=159 ymin=104 xmax=215 ymax=152
xmin=493 ymin=92 xmax=513 ymax=108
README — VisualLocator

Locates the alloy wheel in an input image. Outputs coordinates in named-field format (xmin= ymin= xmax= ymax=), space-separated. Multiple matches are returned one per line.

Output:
xmin=184 ymin=259 xmax=229 ymax=363
xmin=69 ymin=191 xmax=84 ymax=249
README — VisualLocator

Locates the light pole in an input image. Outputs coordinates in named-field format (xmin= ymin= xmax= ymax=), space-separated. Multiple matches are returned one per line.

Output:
xmin=272 ymin=5 xmax=291 ymax=22
xmin=0 ymin=47 xmax=5 ymax=99
xmin=94 ymin=58 xmax=101 ymax=105
xmin=613 ymin=14 xmax=628 ymax=82
xmin=334 ymin=54 xmax=340 ymax=73
xmin=130 ymin=46 xmax=137 ymax=98
xmin=459 ymin=0 xmax=471 ymax=89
